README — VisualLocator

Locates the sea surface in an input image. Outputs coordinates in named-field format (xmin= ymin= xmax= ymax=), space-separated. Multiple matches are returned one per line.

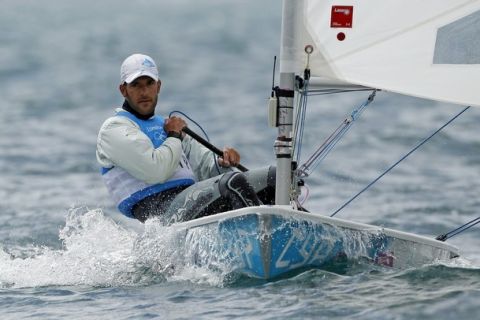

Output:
xmin=1 ymin=1 xmax=479 ymax=319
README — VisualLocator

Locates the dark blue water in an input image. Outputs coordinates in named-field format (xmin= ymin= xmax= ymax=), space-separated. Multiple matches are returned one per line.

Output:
xmin=1 ymin=1 xmax=479 ymax=319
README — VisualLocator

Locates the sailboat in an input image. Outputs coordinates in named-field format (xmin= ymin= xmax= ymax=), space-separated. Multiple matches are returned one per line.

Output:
xmin=173 ymin=0 xmax=480 ymax=279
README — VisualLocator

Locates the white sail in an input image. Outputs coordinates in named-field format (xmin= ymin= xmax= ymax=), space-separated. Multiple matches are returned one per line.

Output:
xmin=281 ymin=0 xmax=480 ymax=107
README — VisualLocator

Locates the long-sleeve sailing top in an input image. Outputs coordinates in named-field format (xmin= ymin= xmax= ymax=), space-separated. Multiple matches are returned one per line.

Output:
xmin=96 ymin=109 xmax=231 ymax=184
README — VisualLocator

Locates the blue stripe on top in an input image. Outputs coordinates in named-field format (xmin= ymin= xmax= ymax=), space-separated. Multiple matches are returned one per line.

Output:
xmin=116 ymin=110 xmax=167 ymax=148
xmin=118 ymin=178 xmax=194 ymax=217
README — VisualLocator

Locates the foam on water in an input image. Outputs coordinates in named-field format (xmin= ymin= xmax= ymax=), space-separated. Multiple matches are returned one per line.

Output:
xmin=0 ymin=208 xmax=237 ymax=289
xmin=1 ymin=208 xmax=133 ymax=288
xmin=2 ymin=207 xmax=477 ymax=290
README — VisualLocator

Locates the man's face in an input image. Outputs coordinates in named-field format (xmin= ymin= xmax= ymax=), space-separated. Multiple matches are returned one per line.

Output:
xmin=119 ymin=76 xmax=161 ymax=116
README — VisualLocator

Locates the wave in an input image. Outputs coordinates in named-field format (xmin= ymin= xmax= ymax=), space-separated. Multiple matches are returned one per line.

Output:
xmin=0 ymin=208 xmax=181 ymax=288
xmin=1 ymin=208 xmax=478 ymax=289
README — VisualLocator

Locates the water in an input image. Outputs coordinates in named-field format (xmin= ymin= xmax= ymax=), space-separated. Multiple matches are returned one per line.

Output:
xmin=1 ymin=1 xmax=479 ymax=319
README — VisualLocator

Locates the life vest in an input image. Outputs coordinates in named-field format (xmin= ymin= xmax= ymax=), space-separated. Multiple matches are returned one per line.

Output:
xmin=101 ymin=110 xmax=195 ymax=218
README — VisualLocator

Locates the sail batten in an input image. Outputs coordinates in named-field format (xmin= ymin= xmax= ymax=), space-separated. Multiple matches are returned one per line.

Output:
xmin=284 ymin=0 xmax=480 ymax=107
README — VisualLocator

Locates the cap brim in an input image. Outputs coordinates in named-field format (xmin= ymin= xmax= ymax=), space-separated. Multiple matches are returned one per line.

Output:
xmin=124 ymin=71 xmax=158 ymax=84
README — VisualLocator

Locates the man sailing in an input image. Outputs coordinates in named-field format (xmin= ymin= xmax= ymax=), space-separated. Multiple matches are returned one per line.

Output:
xmin=96 ymin=54 xmax=275 ymax=224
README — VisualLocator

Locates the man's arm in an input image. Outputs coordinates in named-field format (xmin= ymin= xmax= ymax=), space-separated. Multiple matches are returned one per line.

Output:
xmin=96 ymin=116 xmax=182 ymax=184
xmin=182 ymin=135 xmax=237 ymax=181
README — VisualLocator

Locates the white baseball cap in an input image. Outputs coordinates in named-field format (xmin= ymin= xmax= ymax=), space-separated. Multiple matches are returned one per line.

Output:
xmin=120 ymin=53 xmax=159 ymax=84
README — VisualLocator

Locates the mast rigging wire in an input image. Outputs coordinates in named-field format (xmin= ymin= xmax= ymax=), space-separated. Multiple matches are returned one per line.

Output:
xmin=330 ymin=106 xmax=471 ymax=217
xmin=436 ymin=216 xmax=480 ymax=241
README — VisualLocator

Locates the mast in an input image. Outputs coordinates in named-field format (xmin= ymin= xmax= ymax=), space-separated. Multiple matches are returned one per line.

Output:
xmin=275 ymin=0 xmax=301 ymax=205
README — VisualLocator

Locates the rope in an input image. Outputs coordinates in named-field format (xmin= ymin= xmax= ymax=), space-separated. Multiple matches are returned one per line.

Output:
xmin=436 ymin=216 xmax=480 ymax=241
xmin=299 ymin=88 xmax=374 ymax=96
xmin=297 ymin=90 xmax=376 ymax=177
xmin=169 ymin=110 xmax=222 ymax=174
xmin=293 ymin=79 xmax=310 ymax=164
xmin=331 ymin=105 xmax=471 ymax=217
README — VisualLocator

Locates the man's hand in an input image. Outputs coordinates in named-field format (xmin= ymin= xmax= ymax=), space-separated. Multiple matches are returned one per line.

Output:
xmin=164 ymin=116 xmax=186 ymax=135
xmin=218 ymin=147 xmax=240 ymax=167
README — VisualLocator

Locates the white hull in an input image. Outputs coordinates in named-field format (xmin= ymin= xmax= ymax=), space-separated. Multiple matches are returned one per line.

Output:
xmin=175 ymin=206 xmax=459 ymax=279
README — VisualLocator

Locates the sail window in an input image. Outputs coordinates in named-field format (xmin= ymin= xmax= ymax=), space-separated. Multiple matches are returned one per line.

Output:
xmin=433 ymin=10 xmax=480 ymax=64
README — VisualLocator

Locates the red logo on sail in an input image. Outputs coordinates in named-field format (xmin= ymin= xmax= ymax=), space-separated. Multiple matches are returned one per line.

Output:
xmin=331 ymin=6 xmax=354 ymax=28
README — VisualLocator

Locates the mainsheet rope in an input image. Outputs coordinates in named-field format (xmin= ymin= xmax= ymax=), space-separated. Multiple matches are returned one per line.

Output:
xmin=169 ymin=110 xmax=222 ymax=174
